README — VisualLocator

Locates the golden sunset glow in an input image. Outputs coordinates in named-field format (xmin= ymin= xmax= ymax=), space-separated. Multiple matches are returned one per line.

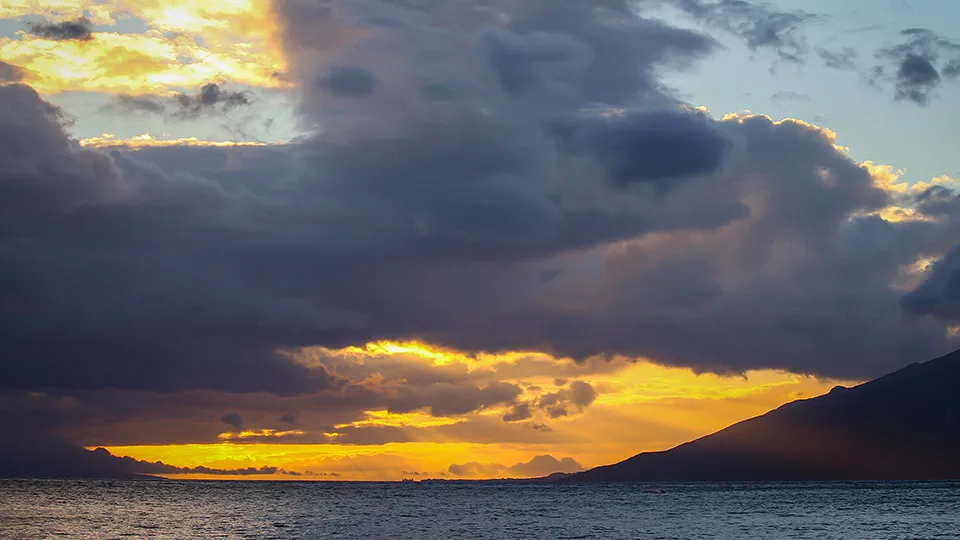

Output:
xmin=78 ymin=133 xmax=273 ymax=149
xmin=1 ymin=0 xmax=285 ymax=94
xmin=100 ymin=341 xmax=855 ymax=480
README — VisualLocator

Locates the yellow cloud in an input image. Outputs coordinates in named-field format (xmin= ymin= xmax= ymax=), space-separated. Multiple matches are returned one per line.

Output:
xmin=1 ymin=1 xmax=287 ymax=94
xmin=218 ymin=429 xmax=306 ymax=441
xmin=335 ymin=410 xmax=464 ymax=430
xmin=912 ymin=175 xmax=959 ymax=194
xmin=78 ymin=132 xmax=272 ymax=149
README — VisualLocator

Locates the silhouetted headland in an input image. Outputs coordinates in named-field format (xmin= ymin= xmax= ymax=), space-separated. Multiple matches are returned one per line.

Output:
xmin=564 ymin=349 xmax=960 ymax=482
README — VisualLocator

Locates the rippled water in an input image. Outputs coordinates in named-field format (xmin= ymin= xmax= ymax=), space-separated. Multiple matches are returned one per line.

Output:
xmin=2 ymin=479 xmax=960 ymax=539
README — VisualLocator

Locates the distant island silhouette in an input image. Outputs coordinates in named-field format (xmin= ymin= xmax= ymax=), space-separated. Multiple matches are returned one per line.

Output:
xmin=560 ymin=348 xmax=960 ymax=482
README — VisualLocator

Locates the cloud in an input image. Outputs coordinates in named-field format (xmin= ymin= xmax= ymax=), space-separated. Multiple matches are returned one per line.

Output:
xmin=900 ymin=244 xmax=960 ymax=322
xmin=818 ymin=47 xmax=857 ymax=70
xmin=315 ymin=66 xmax=377 ymax=97
xmin=174 ymin=83 xmax=252 ymax=119
xmin=894 ymin=54 xmax=941 ymax=105
xmin=900 ymin=189 xmax=960 ymax=322
xmin=537 ymin=381 xmax=598 ymax=418
xmin=770 ymin=90 xmax=810 ymax=103
xmin=385 ymin=382 xmax=523 ymax=417
xmin=551 ymin=109 xmax=732 ymax=186
xmin=448 ymin=454 xmax=583 ymax=478
xmin=28 ymin=17 xmax=94 ymax=42
xmin=110 ymin=84 xmax=262 ymax=120
xmin=666 ymin=0 xmax=816 ymax=63
xmin=0 ymin=61 xmax=24 ymax=83
xmin=113 ymin=95 xmax=167 ymax=114
xmin=503 ymin=403 xmax=533 ymax=422
xmin=1 ymin=0 xmax=959 ymax=422
xmin=280 ymin=411 xmax=300 ymax=426
xmin=220 ymin=412 xmax=245 ymax=430
xmin=508 ymin=454 xmax=583 ymax=477
xmin=874 ymin=28 xmax=960 ymax=105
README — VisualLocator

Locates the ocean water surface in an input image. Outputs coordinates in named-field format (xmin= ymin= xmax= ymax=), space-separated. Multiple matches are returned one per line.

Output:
xmin=1 ymin=479 xmax=959 ymax=539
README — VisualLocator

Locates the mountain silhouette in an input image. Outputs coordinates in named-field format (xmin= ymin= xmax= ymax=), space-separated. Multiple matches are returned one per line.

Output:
xmin=567 ymin=349 xmax=960 ymax=481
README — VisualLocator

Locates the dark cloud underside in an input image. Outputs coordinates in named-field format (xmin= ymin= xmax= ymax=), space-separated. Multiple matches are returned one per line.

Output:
xmin=28 ymin=18 xmax=94 ymax=42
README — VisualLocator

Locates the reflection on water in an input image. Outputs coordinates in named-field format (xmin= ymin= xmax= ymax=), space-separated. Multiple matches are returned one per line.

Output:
xmin=1 ymin=479 xmax=959 ymax=539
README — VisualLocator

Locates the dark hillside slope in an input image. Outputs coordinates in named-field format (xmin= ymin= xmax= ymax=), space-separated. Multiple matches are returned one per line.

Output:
xmin=569 ymin=349 xmax=960 ymax=481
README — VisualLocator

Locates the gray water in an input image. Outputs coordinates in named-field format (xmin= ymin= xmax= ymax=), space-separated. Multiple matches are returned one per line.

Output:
xmin=2 ymin=479 xmax=959 ymax=539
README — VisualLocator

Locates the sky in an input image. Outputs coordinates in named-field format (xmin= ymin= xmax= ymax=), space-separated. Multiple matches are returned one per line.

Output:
xmin=0 ymin=0 xmax=959 ymax=481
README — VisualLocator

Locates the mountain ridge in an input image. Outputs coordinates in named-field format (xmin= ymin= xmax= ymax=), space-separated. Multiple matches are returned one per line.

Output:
xmin=564 ymin=349 xmax=960 ymax=482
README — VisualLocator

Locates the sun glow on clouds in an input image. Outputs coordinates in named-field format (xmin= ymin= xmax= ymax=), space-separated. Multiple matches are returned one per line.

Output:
xmin=335 ymin=410 xmax=463 ymax=430
xmin=79 ymin=132 xmax=273 ymax=149
xmin=104 ymin=341 xmax=855 ymax=481
xmin=218 ymin=429 xmax=306 ymax=441
xmin=0 ymin=0 xmax=285 ymax=94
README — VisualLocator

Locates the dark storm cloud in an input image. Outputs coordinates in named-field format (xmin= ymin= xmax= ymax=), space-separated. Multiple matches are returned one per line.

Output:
xmin=315 ymin=66 xmax=377 ymax=97
xmin=480 ymin=27 xmax=593 ymax=96
xmin=666 ymin=0 xmax=816 ymax=63
xmin=874 ymin=28 xmax=960 ymax=105
xmin=28 ymin=17 xmax=94 ymax=41
xmin=221 ymin=412 xmax=245 ymax=430
xmin=552 ymin=109 xmax=732 ymax=186
xmin=174 ymin=83 xmax=252 ymax=119
xmin=900 ymin=244 xmax=960 ymax=322
xmin=1 ymin=0 xmax=959 ymax=430
xmin=0 ymin=61 xmax=24 ymax=83
xmin=900 ymin=189 xmax=960 ymax=322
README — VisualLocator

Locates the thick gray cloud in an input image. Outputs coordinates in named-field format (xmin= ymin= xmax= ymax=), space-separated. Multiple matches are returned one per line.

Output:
xmin=901 ymin=188 xmax=960 ymax=322
xmin=874 ymin=28 xmax=960 ymax=105
xmin=0 ymin=84 xmax=340 ymax=397
xmin=28 ymin=17 xmax=94 ymax=41
xmin=551 ymin=109 xmax=731 ymax=187
xmin=1 ymin=0 xmax=959 ymax=433
xmin=221 ymin=412 xmax=245 ymax=430
xmin=315 ymin=66 xmax=378 ymax=97
xmin=901 ymin=244 xmax=960 ymax=322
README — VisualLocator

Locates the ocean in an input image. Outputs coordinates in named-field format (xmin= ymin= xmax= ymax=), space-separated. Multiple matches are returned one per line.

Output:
xmin=2 ymin=479 xmax=959 ymax=539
